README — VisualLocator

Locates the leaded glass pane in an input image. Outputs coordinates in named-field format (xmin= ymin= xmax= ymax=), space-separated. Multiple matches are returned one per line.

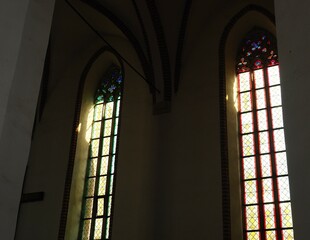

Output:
xmin=241 ymin=112 xmax=253 ymax=133
xmin=246 ymin=205 xmax=259 ymax=230
xmin=266 ymin=230 xmax=276 ymax=240
xmin=108 ymin=196 xmax=113 ymax=216
xmin=244 ymin=180 xmax=258 ymax=204
xmin=273 ymin=129 xmax=286 ymax=152
xmin=98 ymin=176 xmax=107 ymax=196
xmin=265 ymin=204 xmax=276 ymax=229
xmin=84 ymin=198 xmax=94 ymax=219
xmin=104 ymin=119 xmax=112 ymax=137
xmin=254 ymin=69 xmax=264 ymax=89
xmin=240 ymin=92 xmax=252 ymax=112
xmin=247 ymin=231 xmax=260 ymax=240
xmin=283 ymin=229 xmax=294 ymax=240
xmin=94 ymin=104 xmax=103 ymax=121
xmin=267 ymin=65 xmax=280 ymax=86
xmin=242 ymin=134 xmax=255 ymax=156
xmin=100 ymin=157 xmax=109 ymax=175
xmin=81 ymin=219 xmax=92 ymax=240
xmin=111 ymin=155 xmax=116 ymax=174
xmin=262 ymin=178 xmax=274 ymax=202
xmin=105 ymin=217 xmax=111 ymax=239
xmin=94 ymin=218 xmax=103 ymax=239
xmin=259 ymin=131 xmax=270 ymax=154
xmin=114 ymin=118 xmax=119 ymax=135
xmin=86 ymin=178 xmax=96 ymax=197
xmin=92 ymin=122 xmax=101 ymax=139
xmin=105 ymin=102 xmax=114 ymax=119
xmin=97 ymin=198 xmax=104 ymax=216
xmin=109 ymin=175 xmax=114 ymax=195
xmin=256 ymin=89 xmax=266 ymax=109
xmin=270 ymin=86 xmax=282 ymax=107
xmin=89 ymin=158 xmax=98 ymax=177
xmin=102 ymin=137 xmax=111 ymax=155
xmin=257 ymin=110 xmax=268 ymax=131
xmin=280 ymin=203 xmax=293 ymax=228
xmin=276 ymin=152 xmax=288 ymax=175
xmin=113 ymin=136 xmax=118 ymax=154
xmin=260 ymin=155 xmax=272 ymax=177
xmin=239 ymin=72 xmax=251 ymax=92
xmin=116 ymin=99 xmax=121 ymax=117
xmin=272 ymin=107 xmax=284 ymax=129
xmin=91 ymin=139 xmax=100 ymax=157
xmin=243 ymin=157 xmax=256 ymax=179
xmin=278 ymin=176 xmax=291 ymax=201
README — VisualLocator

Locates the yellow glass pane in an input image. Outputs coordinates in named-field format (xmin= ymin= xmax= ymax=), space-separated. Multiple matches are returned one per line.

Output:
xmin=98 ymin=176 xmax=107 ymax=195
xmin=246 ymin=205 xmax=259 ymax=230
xmin=239 ymin=72 xmax=251 ymax=92
xmin=94 ymin=104 xmax=103 ymax=121
xmin=247 ymin=231 xmax=259 ymax=240
xmin=84 ymin=198 xmax=93 ymax=218
xmin=244 ymin=180 xmax=258 ymax=204
xmin=241 ymin=112 xmax=253 ymax=134
xmin=242 ymin=134 xmax=254 ymax=156
xmin=243 ymin=157 xmax=256 ymax=179
xmin=91 ymin=139 xmax=99 ymax=157
xmin=88 ymin=158 xmax=97 ymax=177
xmin=280 ymin=203 xmax=293 ymax=228
xmin=94 ymin=218 xmax=103 ymax=239
xmin=105 ymin=102 xmax=114 ymax=118
xmin=86 ymin=178 xmax=96 ymax=197
xmin=102 ymin=137 xmax=111 ymax=155
xmin=254 ymin=69 xmax=264 ymax=89
xmin=97 ymin=198 xmax=104 ymax=216
xmin=92 ymin=122 xmax=101 ymax=139
xmin=266 ymin=230 xmax=276 ymax=240
xmin=104 ymin=119 xmax=112 ymax=136
xmin=82 ymin=219 xmax=91 ymax=240
xmin=264 ymin=204 xmax=276 ymax=229
xmin=283 ymin=229 xmax=294 ymax=240
xmin=100 ymin=157 xmax=109 ymax=175
xmin=240 ymin=92 xmax=252 ymax=112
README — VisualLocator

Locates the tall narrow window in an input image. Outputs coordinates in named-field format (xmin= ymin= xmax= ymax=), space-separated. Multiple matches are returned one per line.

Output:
xmin=79 ymin=66 xmax=123 ymax=240
xmin=236 ymin=30 xmax=294 ymax=240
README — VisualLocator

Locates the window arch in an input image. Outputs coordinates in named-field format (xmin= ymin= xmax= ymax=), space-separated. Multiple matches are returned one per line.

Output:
xmin=78 ymin=65 xmax=123 ymax=240
xmin=236 ymin=29 xmax=294 ymax=239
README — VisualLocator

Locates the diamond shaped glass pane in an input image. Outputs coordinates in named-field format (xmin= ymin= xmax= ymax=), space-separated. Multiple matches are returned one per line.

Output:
xmin=267 ymin=65 xmax=280 ymax=86
xmin=244 ymin=180 xmax=258 ymax=204
xmin=105 ymin=102 xmax=114 ymax=119
xmin=266 ymin=230 xmax=276 ymax=240
xmin=240 ymin=92 xmax=252 ymax=112
xmin=94 ymin=218 xmax=103 ymax=239
xmin=102 ymin=137 xmax=111 ymax=155
xmin=256 ymin=89 xmax=266 ymax=109
xmin=254 ymin=69 xmax=264 ymax=89
xmin=270 ymin=86 xmax=282 ymax=107
xmin=246 ymin=205 xmax=259 ymax=230
xmin=94 ymin=104 xmax=103 ymax=121
xmin=97 ymin=198 xmax=104 ymax=216
xmin=100 ymin=156 xmax=109 ymax=175
xmin=103 ymin=119 xmax=112 ymax=137
xmin=239 ymin=72 xmax=251 ymax=92
xmin=81 ymin=219 xmax=92 ymax=240
xmin=88 ymin=158 xmax=98 ymax=177
xmin=84 ymin=198 xmax=94 ymax=219
xmin=280 ymin=203 xmax=293 ymax=228
xmin=283 ymin=229 xmax=294 ymax=240
xmin=86 ymin=178 xmax=96 ymax=197
xmin=261 ymin=154 xmax=272 ymax=177
xmin=273 ymin=129 xmax=286 ymax=152
xmin=276 ymin=152 xmax=288 ymax=175
xmin=257 ymin=110 xmax=268 ymax=131
xmin=263 ymin=178 xmax=274 ymax=203
xmin=271 ymin=107 xmax=284 ymax=129
xmin=243 ymin=157 xmax=256 ymax=179
xmin=247 ymin=231 xmax=260 ymax=240
xmin=98 ymin=176 xmax=107 ymax=196
xmin=92 ymin=122 xmax=101 ymax=139
xmin=241 ymin=112 xmax=253 ymax=133
xmin=278 ymin=176 xmax=291 ymax=201
xmin=259 ymin=131 xmax=270 ymax=154
xmin=91 ymin=139 xmax=99 ymax=157
xmin=242 ymin=134 xmax=254 ymax=156
xmin=264 ymin=204 xmax=276 ymax=229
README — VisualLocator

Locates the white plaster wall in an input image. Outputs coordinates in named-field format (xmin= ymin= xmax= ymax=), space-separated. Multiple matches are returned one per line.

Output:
xmin=275 ymin=0 xmax=310 ymax=238
xmin=0 ymin=1 xmax=55 ymax=239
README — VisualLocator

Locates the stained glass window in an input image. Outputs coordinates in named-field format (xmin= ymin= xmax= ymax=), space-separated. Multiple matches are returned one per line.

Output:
xmin=79 ymin=66 xmax=123 ymax=240
xmin=236 ymin=30 xmax=294 ymax=240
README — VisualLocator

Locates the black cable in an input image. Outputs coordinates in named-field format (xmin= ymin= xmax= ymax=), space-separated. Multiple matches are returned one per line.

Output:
xmin=64 ymin=0 xmax=160 ymax=93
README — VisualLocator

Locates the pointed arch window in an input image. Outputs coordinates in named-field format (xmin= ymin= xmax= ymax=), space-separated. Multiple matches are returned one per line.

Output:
xmin=236 ymin=30 xmax=294 ymax=240
xmin=78 ymin=66 xmax=123 ymax=240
